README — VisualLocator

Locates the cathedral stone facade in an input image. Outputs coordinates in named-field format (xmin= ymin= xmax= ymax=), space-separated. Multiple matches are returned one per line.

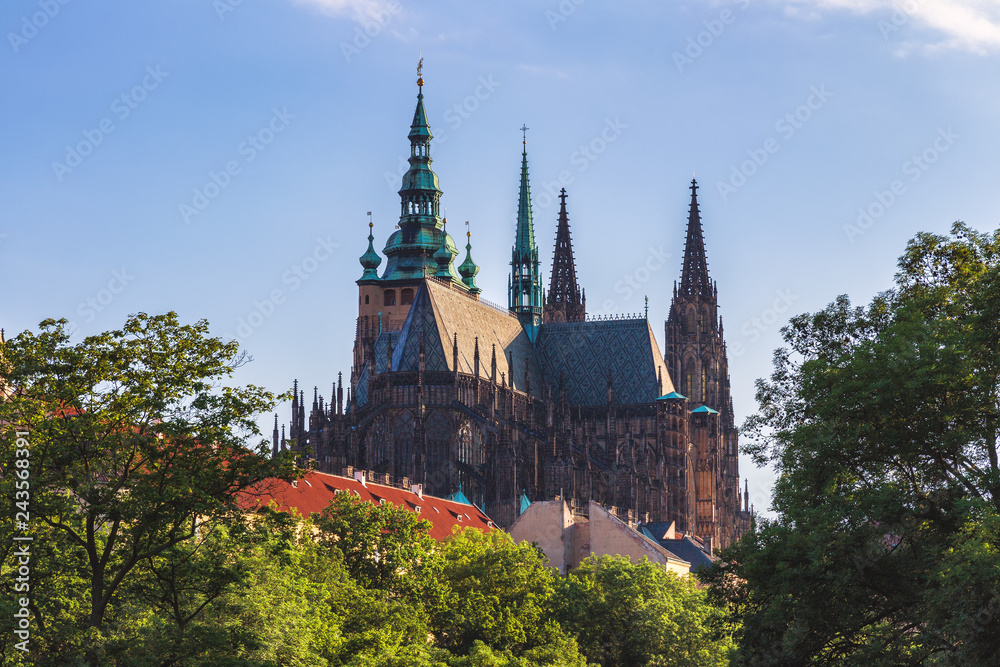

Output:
xmin=278 ymin=74 xmax=750 ymax=549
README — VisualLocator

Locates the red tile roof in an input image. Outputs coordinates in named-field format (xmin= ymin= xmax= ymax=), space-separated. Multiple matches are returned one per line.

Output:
xmin=240 ymin=470 xmax=495 ymax=541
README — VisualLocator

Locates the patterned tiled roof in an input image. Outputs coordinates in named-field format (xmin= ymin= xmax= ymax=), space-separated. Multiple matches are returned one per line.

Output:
xmin=393 ymin=280 xmax=542 ymax=393
xmin=240 ymin=470 xmax=495 ymax=541
xmin=363 ymin=280 xmax=676 ymax=407
xmin=535 ymin=319 xmax=675 ymax=406
xmin=354 ymin=361 xmax=370 ymax=408
xmin=373 ymin=331 xmax=402 ymax=374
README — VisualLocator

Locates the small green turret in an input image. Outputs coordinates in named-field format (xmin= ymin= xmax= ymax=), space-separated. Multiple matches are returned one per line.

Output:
xmin=458 ymin=225 xmax=481 ymax=294
xmin=359 ymin=220 xmax=382 ymax=282
xmin=434 ymin=220 xmax=456 ymax=278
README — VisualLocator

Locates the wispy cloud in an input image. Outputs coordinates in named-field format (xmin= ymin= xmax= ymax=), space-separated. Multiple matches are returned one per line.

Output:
xmin=291 ymin=0 xmax=398 ymax=22
xmin=781 ymin=0 xmax=1000 ymax=53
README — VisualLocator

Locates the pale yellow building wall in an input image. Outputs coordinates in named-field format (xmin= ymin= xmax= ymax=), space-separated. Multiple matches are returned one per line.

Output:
xmin=509 ymin=499 xmax=574 ymax=573
xmin=509 ymin=500 xmax=691 ymax=577
xmin=587 ymin=502 xmax=691 ymax=577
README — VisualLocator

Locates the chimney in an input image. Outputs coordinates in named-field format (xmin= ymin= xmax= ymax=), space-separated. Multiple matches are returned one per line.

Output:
xmin=411 ymin=483 xmax=423 ymax=500
xmin=354 ymin=470 xmax=367 ymax=487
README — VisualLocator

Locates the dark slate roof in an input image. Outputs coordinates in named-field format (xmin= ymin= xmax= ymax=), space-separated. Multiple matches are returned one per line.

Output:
xmin=354 ymin=361 xmax=370 ymax=408
xmin=534 ymin=319 xmax=675 ymax=406
xmin=392 ymin=280 xmax=542 ymax=394
xmin=658 ymin=537 xmax=714 ymax=572
xmin=373 ymin=331 xmax=402 ymax=374
xmin=642 ymin=521 xmax=676 ymax=541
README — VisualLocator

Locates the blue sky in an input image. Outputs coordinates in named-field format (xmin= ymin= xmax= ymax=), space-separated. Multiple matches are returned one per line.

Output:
xmin=3 ymin=0 xmax=999 ymax=512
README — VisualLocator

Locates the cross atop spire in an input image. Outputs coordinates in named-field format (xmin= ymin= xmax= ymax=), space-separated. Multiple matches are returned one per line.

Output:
xmin=520 ymin=124 xmax=529 ymax=149
xmin=679 ymin=179 xmax=712 ymax=298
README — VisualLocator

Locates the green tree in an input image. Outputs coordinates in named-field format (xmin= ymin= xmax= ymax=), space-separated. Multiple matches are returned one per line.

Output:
xmin=433 ymin=529 xmax=586 ymax=665
xmin=703 ymin=223 xmax=1000 ymax=665
xmin=555 ymin=555 xmax=733 ymax=667
xmin=0 ymin=313 xmax=294 ymax=663
xmin=314 ymin=492 xmax=442 ymax=601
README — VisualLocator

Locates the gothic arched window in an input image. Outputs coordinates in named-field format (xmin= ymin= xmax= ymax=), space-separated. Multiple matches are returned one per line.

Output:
xmin=457 ymin=423 xmax=482 ymax=466
xmin=384 ymin=290 xmax=396 ymax=307
xmin=401 ymin=289 xmax=414 ymax=305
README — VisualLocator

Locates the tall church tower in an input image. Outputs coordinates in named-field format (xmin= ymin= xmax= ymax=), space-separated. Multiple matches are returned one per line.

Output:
xmin=508 ymin=131 xmax=542 ymax=342
xmin=664 ymin=179 xmax=741 ymax=548
xmin=543 ymin=189 xmax=586 ymax=323
xmin=664 ymin=180 xmax=732 ymax=417
xmin=353 ymin=62 xmax=464 ymax=383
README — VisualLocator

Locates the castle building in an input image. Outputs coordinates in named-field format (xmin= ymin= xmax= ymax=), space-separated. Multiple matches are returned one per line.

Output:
xmin=279 ymin=72 xmax=750 ymax=548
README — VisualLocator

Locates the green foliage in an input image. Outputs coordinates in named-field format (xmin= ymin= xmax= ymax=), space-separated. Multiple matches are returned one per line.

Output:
xmin=555 ymin=556 xmax=733 ymax=667
xmin=0 ymin=313 xmax=294 ymax=664
xmin=314 ymin=492 xmax=441 ymax=602
xmin=0 ymin=313 xmax=734 ymax=666
xmin=433 ymin=529 xmax=568 ymax=656
xmin=704 ymin=223 xmax=1000 ymax=665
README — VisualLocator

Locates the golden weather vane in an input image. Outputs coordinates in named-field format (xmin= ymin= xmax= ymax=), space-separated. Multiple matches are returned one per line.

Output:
xmin=417 ymin=56 xmax=424 ymax=88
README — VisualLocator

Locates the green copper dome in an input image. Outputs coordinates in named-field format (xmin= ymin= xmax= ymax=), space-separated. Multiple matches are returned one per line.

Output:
xmin=359 ymin=222 xmax=382 ymax=282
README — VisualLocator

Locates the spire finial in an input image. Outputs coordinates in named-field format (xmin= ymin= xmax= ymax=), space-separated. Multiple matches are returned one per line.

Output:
xmin=645 ymin=296 xmax=649 ymax=320
xmin=520 ymin=124 xmax=529 ymax=151
xmin=417 ymin=56 xmax=424 ymax=89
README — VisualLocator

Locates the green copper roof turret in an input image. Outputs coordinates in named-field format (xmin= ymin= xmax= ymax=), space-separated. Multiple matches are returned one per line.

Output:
xmin=434 ymin=220 xmax=456 ymax=278
xmin=380 ymin=61 xmax=466 ymax=286
xmin=358 ymin=220 xmax=382 ymax=282
xmin=509 ymin=127 xmax=542 ymax=342
xmin=458 ymin=225 xmax=481 ymax=294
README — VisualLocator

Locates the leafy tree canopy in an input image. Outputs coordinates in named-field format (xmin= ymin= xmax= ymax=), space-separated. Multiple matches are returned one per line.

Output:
xmin=703 ymin=223 xmax=1000 ymax=665
xmin=0 ymin=313 xmax=294 ymax=661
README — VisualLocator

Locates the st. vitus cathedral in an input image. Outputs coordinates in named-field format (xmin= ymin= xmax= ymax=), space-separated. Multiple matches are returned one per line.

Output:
xmin=277 ymin=69 xmax=751 ymax=548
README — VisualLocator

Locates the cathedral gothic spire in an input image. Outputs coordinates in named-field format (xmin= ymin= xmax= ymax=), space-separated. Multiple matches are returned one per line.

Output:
xmin=508 ymin=126 xmax=542 ymax=341
xmin=544 ymin=188 xmax=585 ymax=323
xmin=679 ymin=179 xmax=714 ymax=300
xmin=665 ymin=179 xmax=725 ymax=407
